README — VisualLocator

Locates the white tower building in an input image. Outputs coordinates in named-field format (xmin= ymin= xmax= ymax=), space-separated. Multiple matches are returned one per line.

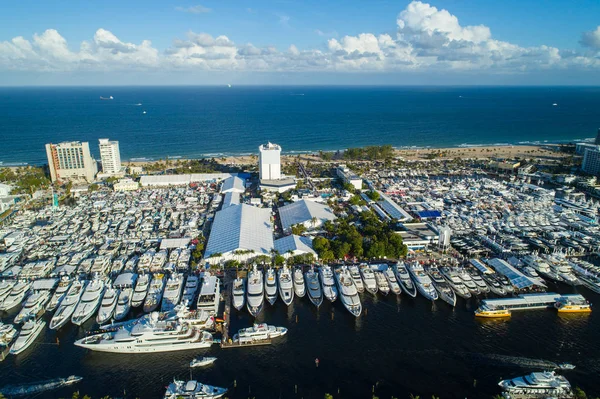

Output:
xmin=259 ymin=142 xmax=281 ymax=180
xmin=99 ymin=138 xmax=121 ymax=175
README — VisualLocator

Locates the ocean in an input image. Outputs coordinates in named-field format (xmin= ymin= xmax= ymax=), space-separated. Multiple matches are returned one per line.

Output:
xmin=1 ymin=86 xmax=599 ymax=165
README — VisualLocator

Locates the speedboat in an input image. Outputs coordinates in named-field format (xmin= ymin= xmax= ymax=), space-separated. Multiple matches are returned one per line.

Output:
xmin=383 ymin=267 xmax=402 ymax=295
xmin=131 ymin=273 xmax=150 ymax=308
xmin=96 ymin=287 xmax=119 ymax=324
xmin=190 ymin=357 xmax=217 ymax=368
xmin=394 ymin=262 xmax=417 ymax=297
xmin=114 ymin=287 xmax=132 ymax=321
xmin=164 ymin=379 xmax=227 ymax=399
xmin=144 ymin=273 xmax=166 ymax=313
xmin=182 ymin=275 xmax=199 ymax=307
xmin=498 ymin=371 xmax=572 ymax=397
xmin=305 ymin=267 xmax=323 ymax=308
xmin=246 ymin=266 xmax=264 ymax=317
xmin=232 ymin=277 xmax=245 ymax=311
xmin=162 ymin=273 xmax=184 ymax=312
xmin=10 ymin=318 xmax=46 ymax=355
xmin=50 ymin=280 xmax=86 ymax=330
xmin=334 ymin=267 xmax=362 ymax=317
xmin=407 ymin=262 xmax=438 ymax=301
xmin=72 ymin=278 xmax=106 ymax=326
xmin=557 ymin=363 xmax=576 ymax=370
xmin=374 ymin=271 xmax=390 ymax=296
xmin=233 ymin=323 xmax=287 ymax=343
xmin=264 ymin=267 xmax=278 ymax=305
xmin=0 ymin=281 xmax=31 ymax=311
xmin=348 ymin=265 xmax=364 ymax=293
xmin=319 ymin=265 xmax=338 ymax=302
xmin=292 ymin=267 xmax=305 ymax=298
xmin=427 ymin=266 xmax=456 ymax=307
xmin=278 ymin=266 xmax=294 ymax=306
xmin=14 ymin=291 xmax=51 ymax=324
xmin=359 ymin=265 xmax=378 ymax=295
xmin=46 ymin=277 xmax=72 ymax=312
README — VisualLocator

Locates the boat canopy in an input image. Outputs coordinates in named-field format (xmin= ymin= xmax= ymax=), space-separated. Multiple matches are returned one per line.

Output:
xmin=470 ymin=259 xmax=494 ymax=274
xmin=486 ymin=258 xmax=545 ymax=289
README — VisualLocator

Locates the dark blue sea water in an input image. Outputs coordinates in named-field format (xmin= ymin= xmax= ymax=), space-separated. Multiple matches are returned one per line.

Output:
xmin=1 ymin=86 xmax=599 ymax=165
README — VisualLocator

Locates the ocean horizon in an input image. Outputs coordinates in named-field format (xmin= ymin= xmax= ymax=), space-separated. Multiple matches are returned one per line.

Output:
xmin=1 ymin=86 xmax=599 ymax=166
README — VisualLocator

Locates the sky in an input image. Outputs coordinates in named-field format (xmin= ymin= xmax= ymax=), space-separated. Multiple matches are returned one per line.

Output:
xmin=0 ymin=0 xmax=599 ymax=85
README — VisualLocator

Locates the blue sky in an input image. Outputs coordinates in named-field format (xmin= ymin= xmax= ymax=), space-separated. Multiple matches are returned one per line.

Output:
xmin=1 ymin=0 xmax=599 ymax=85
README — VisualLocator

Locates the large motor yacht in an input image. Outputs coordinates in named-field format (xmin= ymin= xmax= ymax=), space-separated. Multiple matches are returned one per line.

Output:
xmin=319 ymin=265 xmax=338 ymax=302
xmin=278 ymin=266 xmax=294 ymax=306
xmin=14 ymin=291 xmax=51 ymax=324
xmin=264 ymin=267 xmax=278 ymax=305
xmin=374 ymin=270 xmax=390 ymax=296
xmin=348 ymin=265 xmax=365 ymax=293
xmin=163 ymin=380 xmax=227 ymax=399
xmin=181 ymin=275 xmax=199 ymax=307
xmin=197 ymin=272 xmax=220 ymax=315
xmin=233 ymin=323 xmax=287 ymax=344
xmin=144 ymin=273 xmax=166 ymax=313
xmin=383 ymin=267 xmax=401 ymax=295
xmin=394 ymin=262 xmax=417 ymax=297
xmin=305 ymin=267 xmax=323 ymax=308
xmin=50 ymin=280 xmax=86 ymax=330
xmin=162 ymin=273 xmax=185 ymax=312
xmin=96 ymin=287 xmax=119 ymax=325
xmin=131 ymin=273 xmax=150 ymax=308
xmin=72 ymin=278 xmax=106 ymax=326
xmin=292 ymin=266 xmax=305 ymax=298
xmin=46 ymin=277 xmax=72 ymax=312
xmin=0 ymin=281 xmax=31 ymax=311
xmin=10 ymin=318 xmax=46 ymax=355
xmin=359 ymin=265 xmax=378 ymax=295
xmin=407 ymin=262 xmax=438 ymax=301
xmin=498 ymin=371 xmax=572 ymax=397
xmin=427 ymin=266 xmax=456 ymax=307
xmin=440 ymin=267 xmax=471 ymax=299
xmin=334 ymin=267 xmax=362 ymax=317
xmin=232 ymin=277 xmax=245 ymax=311
xmin=246 ymin=266 xmax=264 ymax=317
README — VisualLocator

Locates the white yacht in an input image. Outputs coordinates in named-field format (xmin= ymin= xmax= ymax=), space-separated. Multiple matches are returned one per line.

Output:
xmin=305 ymin=267 xmax=323 ymax=308
xmin=458 ymin=269 xmax=480 ymax=295
xmin=10 ymin=319 xmax=46 ymax=355
xmin=96 ymin=287 xmax=119 ymax=324
xmin=374 ymin=271 xmax=390 ymax=296
xmin=190 ymin=356 xmax=217 ymax=368
xmin=0 ymin=281 xmax=31 ymax=311
xmin=197 ymin=273 xmax=220 ymax=315
xmin=383 ymin=267 xmax=401 ymax=295
xmin=162 ymin=273 xmax=185 ymax=312
xmin=46 ymin=277 xmax=72 ymax=312
xmin=319 ymin=265 xmax=338 ymax=302
xmin=114 ymin=287 xmax=132 ymax=321
xmin=440 ymin=267 xmax=471 ymax=299
xmin=523 ymin=254 xmax=561 ymax=281
xmin=132 ymin=273 xmax=151 ymax=308
xmin=334 ymin=267 xmax=362 ymax=317
xmin=466 ymin=268 xmax=490 ymax=293
xmin=246 ymin=266 xmax=264 ymax=317
xmin=74 ymin=312 xmax=215 ymax=353
xmin=498 ymin=371 xmax=572 ymax=397
xmin=264 ymin=267 xmax=278 ymax=305
xmin=278 ymin=266 xmax=294 ymax=306
xmin=0 ymin=280 xmax=16 ymax=303
xmin=427 ymin=267 xmax=456 ymax=307
xmin=14 ymin=291 xmax=51 ymax=324
xmin=164 ymin=380 xmax=227 ymax=399
xmin=407 ymin=262 xmax=438 ymax=301
xmin=359 ymin=265 xmax=378 ymax=295
xmin=50 ymin=280 xmax=86 ymax=330
xmin=72 ymin=278 xmax=106 ymax=325
xmin=0 ymin=322 xmax=17 ymax=347
xmin=292 ymin=267 xmax=305 ymax=298
xmin=348 ymin=265 xmax=365 ymax=293
xmin=394 ymin=262 xmax=417 ymax=297
xmin=232 ymin=277 xmax=245 ymax=311
xmin=144 ymin=273 xmax=166 ymax=313
xmin=182 ymin=275 xmax=200 ymax=307
xmin=233 ymin=323 xmax=287 ymax=344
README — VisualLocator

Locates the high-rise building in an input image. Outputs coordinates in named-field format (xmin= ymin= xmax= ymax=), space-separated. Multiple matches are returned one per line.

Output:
xmin=595 ymin=128 xmax=600 ymax=145
xmin=582 ymin=147 xmax=600 ymax=176
xmin=45 ymin=141 xmax=97 ymax=183
xmin=258 ymin=142 xmax=281 ymax=180
xmin=99 ymin=138 xmax=121 ymax=175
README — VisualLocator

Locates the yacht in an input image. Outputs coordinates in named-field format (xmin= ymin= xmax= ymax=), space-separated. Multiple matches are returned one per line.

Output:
xmin=498 ymin=371 xmax=572 ymax=397
xmin=292 ymin=267 xmax=305 ymax=298
xmin=457 ymin=269 xmax=480 ymax=295
xmin=233 ymin=323 xmax=287 ymax=344
xmin=467 ymin=268 xmax=490 ymax=293
xmin=181 ymin=275 xmax=200 ymax=307
xmin=264 ymin=267 xmax=278 ymax=305
xmin=14 ymin=291 xmax=51 ymax=324
xmin=132 ymin=273 xmax=151 ymax=308
xmin=50 ymin=280 xmax=86 ymax=330
xmin=197 ymin=273 xmax=220 ymax=315
xmin=427 ymin=267 xmax=456 ymax=307
xmin=96 ymin=287 xmax=119 ymax=324
xmin=10 ymin=319 xmax=46 ymax=355
xmin=319 ymin=265 xmax=338 ymax=302
xmin=114 ymin=287 xmax=132 ymax=321
xmin=334 ymin=267 xmax=362 ymax=317
xmin=163 ymin=380 xmax=227 ymax=399
xmin=407 ymin=262 xmax=438 ymax=301
xmin=72 ymin=278 xmax=106 ymax=326
xmin=394 ymin=262 xmax=417 ymax=297
xmin=162 ymin=273 xmax=185 ymax=312
xmin=0 ymin=281 xmax=31 ymax=311
xmin=46 ymin=277 xmax=72 ymax=312
xmin=383 ymin=267 xmax=402 ymax=295
xmin=0 ymin=280 xmax=16 ymax=303
xmin=232 ymin=278 xmax=245 ymax=311
xmin=305 ymin=267 xmax=323 ymax=308
xmin=0 ymin=322 xmax=17 ymax=347
xmin=278 ymin=266 xmax=294 ymax=306
xmin=374 ymin=271 xmax=390 ymax=296
xmin=144 ymin=274 xmax=166 ymax=313
xmin=523 ymin=255 xmax=561 ymax=282
xmin=74 ymin=312 xmax=215 ymax=353
xmin=348 ymin=265 xmax=365 ymax=293
xmin=246 ymin=266 xmax=264 ymax=317
xmin=359 ymin=265 xmax=378 ymax=295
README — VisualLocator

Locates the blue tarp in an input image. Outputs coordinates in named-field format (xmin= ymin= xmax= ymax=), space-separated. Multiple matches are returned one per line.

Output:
xmin=416 ymin=210 xmax=442 ymax=219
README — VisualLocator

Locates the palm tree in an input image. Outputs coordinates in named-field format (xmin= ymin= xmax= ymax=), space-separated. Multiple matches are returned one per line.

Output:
xmin=310 ymin=216 xmax=318 ymax=229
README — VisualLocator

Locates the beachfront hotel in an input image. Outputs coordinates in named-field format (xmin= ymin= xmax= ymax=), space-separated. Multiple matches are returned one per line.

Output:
xmin=258 ymin=142 xmax=282 ymax=180
xmin=98 ymin=138 xmax=121 ymax=175
xmin=45 ymin=141 xmax=97 ymax=183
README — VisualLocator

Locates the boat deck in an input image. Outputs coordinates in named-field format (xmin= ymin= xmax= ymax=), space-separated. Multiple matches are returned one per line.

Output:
xmin=220 ymin=338 xmax=272 ymax=349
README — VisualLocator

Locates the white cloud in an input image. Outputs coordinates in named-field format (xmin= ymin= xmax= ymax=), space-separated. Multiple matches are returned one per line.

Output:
xmin=0 ymin=1 xmax=599 ymax=76
xmin=175 ymin=5 xmax=211 ymax=14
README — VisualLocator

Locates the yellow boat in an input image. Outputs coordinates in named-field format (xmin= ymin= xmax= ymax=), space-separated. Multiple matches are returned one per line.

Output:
xmin=475 ymin=308 xmax=511 ymax=318
xmin=554 ymin=295 xmax=592 ymax=313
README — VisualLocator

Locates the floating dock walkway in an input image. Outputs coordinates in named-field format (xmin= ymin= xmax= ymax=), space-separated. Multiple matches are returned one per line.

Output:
xmin=475 ymin=293 xmax=591 ymax=317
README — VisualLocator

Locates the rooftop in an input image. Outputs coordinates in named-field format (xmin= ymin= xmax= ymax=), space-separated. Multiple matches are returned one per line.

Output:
xmin=278 ymin=199 xmax=336 ymax=231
